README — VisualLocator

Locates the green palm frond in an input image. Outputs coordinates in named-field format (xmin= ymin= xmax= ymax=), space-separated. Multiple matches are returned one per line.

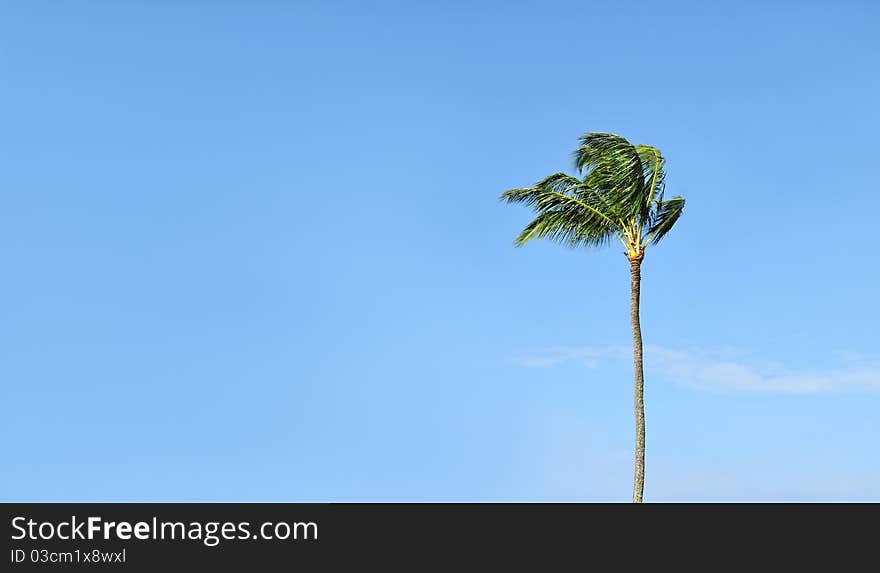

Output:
xmin=501 ymin=183 xmax=622 ymax=244
xmin=574 ymin=133 xmax=646 ymax=217
xmin=512 ymin=209 xmax=619 ymax=249
xmin=645 ymin=196 xmax=685 ymax=245
xmin=636 ymin=145 xmax=665 ymax=208
xmin=533 ymin=172 xmax=582 ymax=194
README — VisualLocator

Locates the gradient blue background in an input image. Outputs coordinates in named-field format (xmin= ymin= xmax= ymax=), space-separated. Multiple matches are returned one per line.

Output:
xmin=2 ymin=0 xmax=878 ymax=501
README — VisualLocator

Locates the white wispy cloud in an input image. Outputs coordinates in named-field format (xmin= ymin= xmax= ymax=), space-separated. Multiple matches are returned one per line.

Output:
xmin=514 ymin=345 xmax=880 ymax=393
xmin=512 ymin=346 xmax=619 ymax=368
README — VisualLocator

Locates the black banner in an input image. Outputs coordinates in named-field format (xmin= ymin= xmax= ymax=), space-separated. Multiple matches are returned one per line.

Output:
xmin=2 ymin=503 xmax=875 ymax=570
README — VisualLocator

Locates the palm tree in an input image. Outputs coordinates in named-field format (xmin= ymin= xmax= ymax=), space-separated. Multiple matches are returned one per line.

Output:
xmin=500 ymin=132 xmax=685 ymax=503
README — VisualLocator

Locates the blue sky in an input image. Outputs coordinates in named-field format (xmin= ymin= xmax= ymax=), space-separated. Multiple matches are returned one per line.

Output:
xmin=1 ymin=0 xmax=878 ymax=501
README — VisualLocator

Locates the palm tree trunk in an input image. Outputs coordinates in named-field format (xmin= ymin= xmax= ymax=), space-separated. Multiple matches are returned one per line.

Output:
xmin=630 ymin=257 xmax=645 ymax=503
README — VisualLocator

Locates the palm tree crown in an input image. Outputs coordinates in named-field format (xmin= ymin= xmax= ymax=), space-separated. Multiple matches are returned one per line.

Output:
xmin=500 ymin=132 xmax=684 ymax=260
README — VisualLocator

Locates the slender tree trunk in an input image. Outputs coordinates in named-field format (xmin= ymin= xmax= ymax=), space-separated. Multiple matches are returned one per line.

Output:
xmin=630 ymin=256 xmax=645 ymax=503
